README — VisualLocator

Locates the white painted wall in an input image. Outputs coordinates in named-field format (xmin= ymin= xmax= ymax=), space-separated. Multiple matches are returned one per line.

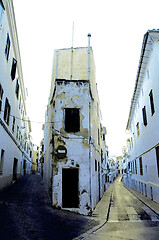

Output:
xmin=127 ymin=32 xmax=159 ymax=203
xmin=0 ymin=0 xmax=32 ymax=189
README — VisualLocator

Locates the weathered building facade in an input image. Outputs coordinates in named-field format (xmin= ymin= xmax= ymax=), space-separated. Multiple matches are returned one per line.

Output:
xmin=126 ymin=30 xmax=159 ymax=203
xmin=44 ymin=39 xmax=108 ymax=215
xmin=0 ymin=0 xmax=32 ymax=189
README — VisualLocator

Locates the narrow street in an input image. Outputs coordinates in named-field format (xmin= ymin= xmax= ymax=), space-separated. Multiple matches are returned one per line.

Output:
xmin=0 ymin=175 xmax=98 ymax=240
xmin=84 ymin=177 xmax=159 ymax=240
xmin=1 ymin=175 xmax=159 ymax=240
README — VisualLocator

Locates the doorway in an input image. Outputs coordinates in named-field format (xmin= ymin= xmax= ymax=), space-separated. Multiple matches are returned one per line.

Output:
xmin=62 ymin=168 xmax=79 ymax=208
xmin=13 ymin=158 xmax=18 ymax=180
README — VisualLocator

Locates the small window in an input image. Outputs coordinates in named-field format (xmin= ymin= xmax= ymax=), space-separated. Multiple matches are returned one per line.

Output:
xmin=142 ymin=106 xmax=147 ymax=126
xmin=65 ymin=108 xmax=80 ymax=132
xmin=0 ymin=149 xmax=5 ymax=175
xmin=98 ymin=128 xmax=100 ymax=145
xmin=12 ymin=116 xmax=15 ymax=133
xmin=11 ymin=58 xmax=17 ymax=80
xmin=149 ymin=89 xmax=155 ymax=116
xmin=15 ymin=78 xmax=19 ymax=99
xmin=155 ymin=146 xmax=159 ymax=177
xmin=136 ymin=122 xmax=140 ymax=138
xmin=95 ymin=160 xmax=97 ymax=171
xmin=0 ymin=83 xmax=4 ymax=112
xmin=103 ymin=134 xmax=105 ymax=141
xmin=139 ymin=157 xmax=143 ymax=176
xmin=4 ymin=98 xmax=11 ymax=125
xmin=16 ymin=125 xmax=19 ymax=140
xmin=5 ymin=33 xmax=11 ymax=61
xmin=135 ymin=159 xmax=137 ymax=174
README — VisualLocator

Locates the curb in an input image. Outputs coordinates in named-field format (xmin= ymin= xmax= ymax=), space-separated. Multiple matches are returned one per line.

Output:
xmin=123 ymin=184 xmax=159 ymax=216
xmin=73 ymin=191 xmax=112 ymax=240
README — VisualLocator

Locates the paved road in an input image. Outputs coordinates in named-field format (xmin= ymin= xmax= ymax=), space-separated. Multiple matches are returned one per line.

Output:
xmin=0 ymin=174 xmax=98 ymax=240
xmin=84 ymin=177 xmax=159 ymax=240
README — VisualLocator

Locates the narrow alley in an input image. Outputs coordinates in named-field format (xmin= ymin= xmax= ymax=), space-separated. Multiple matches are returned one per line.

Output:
xmin=0 ymin=174 xmax=98 ymax=240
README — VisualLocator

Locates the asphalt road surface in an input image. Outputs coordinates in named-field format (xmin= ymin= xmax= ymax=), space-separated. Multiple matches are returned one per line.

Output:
xmin=84 ymin=177 xmax=159 ymax=240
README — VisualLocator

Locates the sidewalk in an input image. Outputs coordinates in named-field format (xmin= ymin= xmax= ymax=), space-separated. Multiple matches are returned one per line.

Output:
xmin=73 ymin=183 xmax=114 ymax=240
xmin=124 ymin=184 xmax=159 ymax=216
xmin=74 ymin=178 xmax=159 ymax=239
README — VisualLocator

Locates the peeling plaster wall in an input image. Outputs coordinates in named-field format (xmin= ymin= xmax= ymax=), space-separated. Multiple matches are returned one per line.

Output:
xmin=44 ymin=47 xmax=107 ymax=215
xmin=51 ymin=80 xmax=90 ymax=215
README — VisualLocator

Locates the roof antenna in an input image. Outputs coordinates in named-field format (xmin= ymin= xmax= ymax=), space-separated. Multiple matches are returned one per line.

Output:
xmin=87 ymin=33 xmax=91 ymax=81
xmin=70 ymin=21 xmax=74 ymax=80
xmin=72 ymin=21 xmax=74 ymax=48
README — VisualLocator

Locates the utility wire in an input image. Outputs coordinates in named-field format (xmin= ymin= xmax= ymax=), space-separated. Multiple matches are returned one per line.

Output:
xmin=0 ymin=110 xmax=89 ymax=140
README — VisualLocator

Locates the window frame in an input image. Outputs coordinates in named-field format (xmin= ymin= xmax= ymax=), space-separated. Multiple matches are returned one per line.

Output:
xmin=64 ymin=108 xmax=80 ymax=133
xmin=5 ymin=33 xmax=11 ymax=61
xmin=142 ymin=106 xmax=147 ymax=126
xmin=11 ymin=58 xmax=17 ymax=80
xmin=4 ymin=98 xmax=11 ymax=125
xmin=15 ymin=78 xmax=19 ymax=99
xmin=149 ymin=89 xmax=155 ymax=116
xmin=0 ymin=83 xmax=4 ymax=112
xmin=139 ymin=157 xmax=143 ymax=176
xmin=0 ymin=149 xmax=5 ymax=175
xmin=136 ymin=122 xmax=140 ymax=138
xmin=155 ymin=146 xmax=159 ymax=177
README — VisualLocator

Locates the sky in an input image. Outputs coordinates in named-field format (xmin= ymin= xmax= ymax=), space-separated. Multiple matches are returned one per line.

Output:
xmin=12 ymin=0 xmax=159 ymax=156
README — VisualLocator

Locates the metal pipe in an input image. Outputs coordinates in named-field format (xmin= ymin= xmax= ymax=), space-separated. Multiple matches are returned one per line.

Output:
xmin=88 ymin=33 xmax=91 ymax=81
xmin=88 ymin=33 xmax=92 ymax=213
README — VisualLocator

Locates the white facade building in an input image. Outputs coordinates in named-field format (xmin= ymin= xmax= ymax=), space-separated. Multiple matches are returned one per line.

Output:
xmin=43 ymin=40 xmax=108 ymax=215
xmin=126 ymin=29 xmax=159 ymax=203
xmin=0 ymin=0 xmax=32 ymax=190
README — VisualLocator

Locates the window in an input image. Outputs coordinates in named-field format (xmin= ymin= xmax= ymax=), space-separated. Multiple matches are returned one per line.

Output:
xmin=95 ymin=160 xmax=97 ymax=171
xmin=65 ymin=108 xmax=80 ymax=132
xmin=0 ymin=84 xmax=4 ymax=112
xmin=149 ymin=90 xmax=155 ymax=116
xmin=98 ymin=128 xmax=100 ymax=145
xmin=155 ymin=146 xmax=159 ymax=177
xmin=5 ymin=33 xmax=10 ymax=61
xmin=103 ymin=133 xmax=105 ymax=141
xmin=0 ymin=149 xmax=5 ymax=175
xmin=4 ymin=98 xmax=10 ymax=125
xmin=142 ymin=106 xmax=147 ymax=126
xmin=139 ymin=157 xmax=143 ymax=176
xmin=135 ymin=159 xmax=137 ymax=174
xmin=12 ymin=116 xmax=15 ymax=133
xmin=11 ymin=58 xmax=17 ymax=80
xmin=15 ymin=78 xmax=19 ymax=99
xmin=16 ymin=125 xmax=19 ymax=140
xmin=136 ymin=122 xmax=140 ymax=138
xmin=19 ymin=95 xmax=21 ymax=109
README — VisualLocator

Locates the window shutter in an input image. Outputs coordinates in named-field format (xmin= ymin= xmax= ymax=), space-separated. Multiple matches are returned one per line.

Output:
xmin=11 ymin=58 xmax=17 ymax=80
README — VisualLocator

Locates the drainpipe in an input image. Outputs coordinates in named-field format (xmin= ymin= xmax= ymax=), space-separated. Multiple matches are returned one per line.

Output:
xmin=88 ymin=33 xmax=91 ymax=81
xmin=88 ymin=33 xmax=92 ymax=213
xmin=70 ymin=22 xmax=74 ymax=80
xmin=51 ymin=50 xmax=58 ymax=205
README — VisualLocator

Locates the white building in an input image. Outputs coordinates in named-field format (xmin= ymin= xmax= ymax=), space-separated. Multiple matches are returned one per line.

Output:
xmin=43 ymin=36 xmax=108 ymax=215
xmin=126 ymin=29 xmax=159 ymax=203
xmin=0 ymin=0 xmax=32 ymax=189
